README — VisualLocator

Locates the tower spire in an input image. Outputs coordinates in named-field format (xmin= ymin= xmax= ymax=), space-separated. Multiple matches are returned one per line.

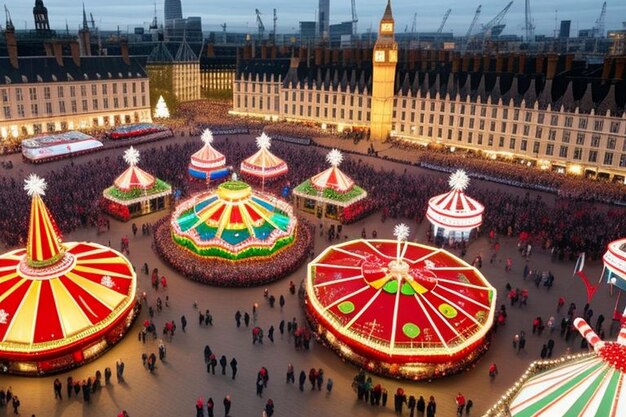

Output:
xmin=4 ymin=5 xmax=14 ymax=30
xmin=82 ymin=3 xmax=89 ymax=31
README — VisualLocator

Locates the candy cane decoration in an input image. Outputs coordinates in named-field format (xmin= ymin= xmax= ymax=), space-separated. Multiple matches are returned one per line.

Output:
xmin=617 ymin=308 xmax=626 ymax=346
xmin=574 ymin=318 xmax=605 ymax=352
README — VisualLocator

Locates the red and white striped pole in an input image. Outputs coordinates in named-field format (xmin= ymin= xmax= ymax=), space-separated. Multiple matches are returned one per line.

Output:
xmin=574 ymin=318 xmax=605 ymax=352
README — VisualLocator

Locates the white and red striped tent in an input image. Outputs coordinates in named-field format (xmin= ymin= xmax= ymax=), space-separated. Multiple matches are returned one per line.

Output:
xmin=603 ymin=238 xmax=626 ymax=290
xmin=188 ymin=129 xmax=227 ymax=178
xmin=113 ymin=147 xmax=156 ymax=191
xmin=426 ymin=170 xmax=484 ymax=236
xmin=310 ymin=165 xmax=355 ymax=192
xmin=240 ymin=133 xmax=288 ymax=180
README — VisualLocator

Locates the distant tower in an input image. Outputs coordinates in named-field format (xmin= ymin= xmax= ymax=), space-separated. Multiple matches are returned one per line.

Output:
xmin=79 ymin=3 xmax=91 ymax=56
xmin=164 ymin=0 xmax=183 ymax=22
xmin=370 ymin=0 xmax=397 ymax=141
xmin=318 ymin=0 xmax=329 ymax=41
xmin=33 ymin=0 xmax=50 ymax=33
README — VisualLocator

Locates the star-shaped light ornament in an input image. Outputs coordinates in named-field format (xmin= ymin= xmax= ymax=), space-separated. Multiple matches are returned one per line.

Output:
xmin=123 ymin=146 xmax=140 ymax=166
xmin=100 ymin=275 xmax=114 ymax=289
xmin=448 ymin=169 xmax=470 ymax=191
xmin=256 ymin=133 xmax=271 ymax=150
xmin=0 ymin=308 xmax=9 ymax=324
xmin=326 ymin=149 xmax=343 ymax=167
xmin=24 ymin=173 xmax=47 ymax=197
xmin=393 ymin=223 xmax=410 ymax=262
xmin=201 ymin=129 xmax=214 ymax=145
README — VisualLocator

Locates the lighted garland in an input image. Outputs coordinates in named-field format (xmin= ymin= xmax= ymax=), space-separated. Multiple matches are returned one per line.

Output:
xmin=294 ymin=180 xmax=366 ymax=203
xmin=172 ymin=232 xmax=295 ymax=261
xmin=104 ymin=179 xmax=171 ymax=201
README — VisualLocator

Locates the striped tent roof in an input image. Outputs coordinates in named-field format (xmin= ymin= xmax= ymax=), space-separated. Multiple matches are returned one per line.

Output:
xmin=189 ymin=143 xmax=226 ymax=173
xmin=497 ymin=318 xmax=626 ymax=417
xmin=240 ymin=147 xmax=288 ymax=179
xmin=310 ymin=166 xmax=355 ymax=193
xmin=113 ymin=165 xmax=156 ymax=192
xmin=603 ymin=238 xmax=626 ymax=285
xmin=426 ymin=171 xmax=484 ymax=232
xmin=26 ymin=194 xmax=66 ymax=268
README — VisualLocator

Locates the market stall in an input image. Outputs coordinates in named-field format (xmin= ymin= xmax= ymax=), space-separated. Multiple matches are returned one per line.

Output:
xmin=240 ymin=133 xmax=288 ymax=185
xmin=21 ymin=131 xmax=103 ymax=163
xmin=188 ymin=129 xmax=230 ymax=180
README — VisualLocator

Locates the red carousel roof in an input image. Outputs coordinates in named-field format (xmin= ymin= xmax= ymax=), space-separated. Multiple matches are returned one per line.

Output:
xmin=306 ymin=236 xmax=496 ymax=365
xmin=603 ymin=238 xmax=626 ymax=281
xmin=0 ymin=174 xmax=136 ymax=362
xmin=113 ymin=146 xmax=156 ymax=192
xmin=310 ymin=149 xmax=355 ymax=193
xmin=189 ymin=129 xmax=226 ymax=173
xmin=240 ymin=134 xmax=288 ymax=179
xmin=426 ymin=170 xmax=484 ymax=232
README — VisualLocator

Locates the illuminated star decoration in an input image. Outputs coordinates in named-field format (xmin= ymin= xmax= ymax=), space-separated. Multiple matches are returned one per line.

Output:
xmin=24 ymin=173 xmax=47 ymax=197
xmin=123 ymin=146 xmax=140 ymax=166
xmin=326 ymin=149 xmax=343 ymax=167
xmin=0 ymin=308 xmax=9 ymax=324
xmin=100 ymin=275 xmax=114 ymax=289
xmin=448 ymin=169 xmax=470 ymax=191
xmin=393 ymin=223 xmax=410 ymax=262
xmin=201 ymin=129 xmax=214 ymax=145
xmin=256 ymin=133 xmax=271 ymax=150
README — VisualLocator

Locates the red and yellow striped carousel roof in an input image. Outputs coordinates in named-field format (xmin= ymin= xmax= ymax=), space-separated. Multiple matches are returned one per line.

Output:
xmin=113 ymin=165 xmax=156 ymax=192
xmin=310 ymin=166 xmax=355 ymax=193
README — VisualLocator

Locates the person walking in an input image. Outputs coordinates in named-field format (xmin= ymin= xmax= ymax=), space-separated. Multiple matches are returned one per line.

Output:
xmin=116 ymin=359 xmax=125 ymax=382
xmin=230 ymin=357 xmax=238 ymax=380
xmin=279 ymin=320 xmax=285 ymax=335
xmin=256 ymin=377 xmax=264 ymax=397
xmin=53 ymin=378 xmax=62 ymax=399
xmin=417 ymin=396 xmax=426 ymax=417
xmin=298 ymin=370 xmax=306 ymax=391
xmin=220 ymin=355 xmax=228 ymax=375
xmin=244 ymin=312 xmax=250 ymax=327
xmin=268 ymin=325 xmax=274 ymax=343
xmin=11 ymin=396 xmax=20 ymax=415
xmin=196 ymin=398 xmax=204 ymax=417
xmin=235 ymin=311 xmax=242 ymax=328
xmin=181 ymin=315 xmax=187 ymax=332
xmin=279 ymin=295 xmax=285 ymax=310
xmin=408 ymin=395 xmax=417 ymax=417
xmin=455 ymin=392 xmax=466 ymax=416
xmin=207 ymin=397 xmax=215 ymax=417
xmin=66 ymin=376 xmax=73 ymax=398
xmin=316 ymin=368 xmax=324 ymax=391
xmin=286 ymin=363 xmax=295 ymax=384
xmin=326 ymin=378 xmax=334 ymax=393
xmin=223 ymin=395 xmax=231 ymax=417
xmin=427 ymin=396 xmax=437 ymax=417
xmin=488 ymin=363 xmax=498 ymax=380
xmin=265 ymin=399 xmax=275 ymax=417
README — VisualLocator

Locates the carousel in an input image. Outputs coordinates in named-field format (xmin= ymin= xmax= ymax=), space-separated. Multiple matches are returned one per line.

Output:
xmin=0 ymin=175 xmax=138 ymax=375
xmin=188 ymin=129 xmax=230 ymax=181
xmin=102 ymin=147 xmax=172 ymax=221
xmin=240 ymin=133 xmax=288 ymax=185
xmin=486 ymin=318 xmax=626 ymax=416
xmin=154 ymin=177 xmax=312 ymax=286
xmin=305 ymin=224 xmax=496 ymax=379
xmin=293 ymin=149 xmax=367 ymax=222
xmin=426 ymin=170 xmax=484 ymax=242
xmin=602 ymin=238 xmax=626 ymax=291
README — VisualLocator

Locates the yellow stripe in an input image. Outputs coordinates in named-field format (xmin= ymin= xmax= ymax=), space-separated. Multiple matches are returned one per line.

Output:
xmin=40 ymin=200 xmax=59 ymax=256
xmin=65 ymin=271 xmax=126 ymax=309
xmin=77 ymin=256 xmax=130 ymax=265
xmin=49 ymin=278 xmax=92 ymax=337
xmin=192 ymin=199 xmax=223 ymax=228
xmin=0 ymin=278 xmax=26 ymax=303
xmin=33 ymin=197 xmax=42 ymax=261
xmin=72 ymin=265 xmax=133 ymax=279
xmin=0 ymin=271 xmax=19 ymax=285
xmin=215 ymin=204 xmax=233 ymax=239
xmin=4 ymin=281 xmax=40 ymax=344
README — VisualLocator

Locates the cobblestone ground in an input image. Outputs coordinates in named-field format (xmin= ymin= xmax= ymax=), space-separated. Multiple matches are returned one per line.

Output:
xmin=0 ymin=133 xmax=616 ymax=417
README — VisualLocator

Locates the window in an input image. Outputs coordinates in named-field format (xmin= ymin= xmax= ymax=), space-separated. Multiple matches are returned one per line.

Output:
xmin=93 ymin=99 xmax=98 ymax=110
xmin=123 ymin=83 xmax=127 ymax=94
xmin=523 ymin=125 xmax=530 ymax=136
xmin=533 ymin=141 xmax=540 ymax=154
xmin=548 ymin=129 xmax=556 ymax=141
xmin=588 ymin=150 xmax=597 ymax=163
xmin=102 ymin=84 xmax=108 ymax=95
xmin=562 ymin=131 xmax=571 ymax=143
xmin=513 ymin=109 xmax=520 ymax=120
xmin=81 ymin=85 xmax=87 ymax=96
xmin=103 ymin=98 xmax=108 ymax=109
xmin=70 ymin=86 xmax=76 ymax=97
xmin=480 ymin=107 xmax=486 ymax=117
xmin=45 ymin=102 xmax=52 ymax=115
xmin=559 ymin=146 xmax=568 ymax=158
xmin=0 ymin=89 xmax=7 ymax=102
xmin=17 ymin=104 xmax=25 ymax=117
xmin=525 ymin=112 xmax=532 ymax=122
xmin=550 ymin=115 xmax=558 ymax=126
xmin=46 ymin=122 xmax=55 ymax=132
xmin=565 ymin=116 xmax=573 ymax=128
xmin=603 ymin=152 xmax=614 ymax=165
xmin=16 ymin=88 xmax=23 ymax=101
xmin=594 ymin=120 xmax=604 ymax=131
xmin=573 ymin=147 xmax=583 ymax=160
xmin=479 ymin=120 xmax=485 ymax=130
xmin=620 ymin=154 xmax=626 ymax=167
xmin=501 ymin=122 xmax=507 ymax=133
xmin=579 ymin=118 xmax=588 ymax=129
xmin=43 ymin=87 xmax=50 ymax=100
xmin=470 ymin=105 xmax=476 ymax=115
xmin=92 ymin=84 xmax=97 ymax=95
xmin=502 ymin=109 xmax=508 ymax=119
xmin=537 ymin=114 xmax=545 ymax=124
xmin=3 ymin=106 xmax=10 ymax=118
xmin=509 ymin=138 xmax=516 ymax=150
xmin=610 ymin=121 xmax=620 ymax=133
xmin=113 ymin=98 xmax=119 ymax=109
xmin=491 ymin=108 xmax=497 ymax=118
xmin=71 ymin=100 xmax=77 ymax=113
xmin=591 ymin=135 xmax=601 ymax=147
xmin=535 ymin=127 xmax=543 ymax=139
xmin=521 ymin=139 xmax=527 ymax=151
xmin=608 ymin=137 xmax=617 ymax=150
xmin=546 ymin=144 xmax=554 ymax=156
xmin=498 ymin=136 xmax=505 ymax=147
xmin=478 ymin=133 xmax=483 ymax=145
xmin=58 ymin=101 xmax=65 ymax=113
xmin=488 ymin=134 xmax=494 ymax=146
xmin=576 ymin=133 xmax=585 ymax=145
xmin=490 ymin=121 xmax=496 ymax=131
xmin=82 ymin=100 xmax=88 ymax=111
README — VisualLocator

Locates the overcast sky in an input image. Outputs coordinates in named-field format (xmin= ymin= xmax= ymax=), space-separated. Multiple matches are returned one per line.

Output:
xmin=6 ymin=0 xmax=626 ymax=36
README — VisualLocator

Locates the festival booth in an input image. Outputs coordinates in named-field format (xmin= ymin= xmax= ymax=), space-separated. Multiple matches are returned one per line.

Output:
xmin=240 ymin=133 xmax=288 ymax=185
xmin=102 ymin=147 xmax=172 ymax=221
xmin=305 ymin=224 xmax=496 ymax=379
xmin=485 ymin=318 xmax=626 ymax=416
xmin=602 ymin=238 xmax=626 ymax=292
xmin=426 ymin=170 xmax=484 ymax=242
xmin=107 ymin=123 xmax=172 ymax=140
xmin=0 ymin=175 xmax=138 ymax=375
xmin=22 ymin=131 xmax=103 ymax=163
xmin=155 ymin=178 xmax=312 ymax=286
xmin=188 ymin=129 xmax=231 ymax=181
xmin=293 ymin=149 xmax=367 ymax=223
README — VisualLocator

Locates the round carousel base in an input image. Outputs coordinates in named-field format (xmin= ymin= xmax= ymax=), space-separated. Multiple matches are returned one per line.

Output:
xmin=153 ymin=216 xmax=313 ymax=287
xmin=303 ymin=296 xmax=493 ymax=381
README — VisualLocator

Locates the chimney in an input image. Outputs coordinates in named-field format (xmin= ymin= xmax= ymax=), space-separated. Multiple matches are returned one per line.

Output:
xmin=70 ymin=40 xmax=81 ymax=66
xmin=314 ymin=47 xmax=322 ymax=66
xmin=517 ymin=54 xmax=526 ymax=74
xmin=342 ymin=48 xmax=352 ymax=64
xmin=495 ymin=54 xmax=504 ymax=73
xmin=331 ymin=48 xmax=340 ymax=64
xmin=506 ymin=54 xmax=515 ymax=73
xmin=206 ymin=43 xmax=215 ymax=57
xmin=243 ymin=44 xmax=252 ymax=60
xmin=462 ymin=54 xmax=470 ymax=72
xmin=546 ymin=54 xmax=558 ymax=80
xmin=482 ymin=55 xmax=490 ymax=72
xmin=298 ymin=46 xmax=306 ymax=61
xmin=261 ymin=45 xmax=268 ymax=59
xmin=535 ymin=54 xmax=544 ymax=75
xmin=601 ymin=57 xmax=612 ymax=81
xmin=271 ymin=46 xmax=277 ymax=59
xmin=438 ymin=50 xmax=446 ymax=64
xmin=120 ymin=39 xmax=130 ymax=65
xmin=52 ymin=41 xmax=64 ymax=67
xmin=409 ymin=49 xmax=418 ymax=71
xmin=4 ymin=24 xmax=18 ymax=69
xmin=564 ymin=54 xmax=574 ymax=72
xmin=323 ymin=47 xmax=331 ymax=65
xmin=451 ymin=54 xmax=460 ymax=73
xmin=472 ymin=54 xmax=481 ymax=72
xmin=420 ymin=50 xmax=428 ymax=71
xmin=614 ymin=57 xmax=625 ymax=81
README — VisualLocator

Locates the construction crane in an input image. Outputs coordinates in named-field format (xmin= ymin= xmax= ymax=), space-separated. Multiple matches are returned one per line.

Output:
xmin=351 ymin=0 xmax=358 ymax=38
xmin=594 ymin=1 xmax=607 ymax=38
xmin=436 ymin=9 xmax=452 ymax=34
xmin=220 ymin=23 xmax=227 ymax=44
xmin=480 ymin=1 xmax=514 ymax=39
xmin=149 ymin=1 xmax=158 ymax=31
xmin=89 ymin=13 xmax=96 ymax=30
xmin=272 ymin=9 xmax=277 ymax=43
xmin=410 ymin=12 xmax=417 ymax=33
xmin=463 ymin=5 xmax=482 ymax=52
xmin=524 ymin=0 xmax=535 ymax=42
xmin=255 ymin=9 xmax=265 ymax=40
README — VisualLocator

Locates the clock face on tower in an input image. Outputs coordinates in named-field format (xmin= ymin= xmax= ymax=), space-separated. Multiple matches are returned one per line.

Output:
xmin=374 ymin=50 xmax=386 ymax=63
xmin=389 ymin=50 xmax=398 ymax=63
xmin=381 ymin=23 xmax=394 ymax=33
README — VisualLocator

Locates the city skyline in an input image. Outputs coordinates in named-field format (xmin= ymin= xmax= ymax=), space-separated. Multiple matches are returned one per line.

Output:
xmin=3 ymin=0 xmax=626 ymax=36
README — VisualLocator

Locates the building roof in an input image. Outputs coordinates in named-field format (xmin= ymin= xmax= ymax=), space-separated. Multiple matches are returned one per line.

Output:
xmin=0 ymin=55 xmax=147 ymax=85
xmin=174 ymin=38 xmax=198 ymax=62
xmin=147 ymin=42 xmax=174 ymax=63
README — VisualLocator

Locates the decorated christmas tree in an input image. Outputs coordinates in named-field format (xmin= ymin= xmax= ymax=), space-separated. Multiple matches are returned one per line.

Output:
xmin=154 ymin=95 xmax=170 ymax=119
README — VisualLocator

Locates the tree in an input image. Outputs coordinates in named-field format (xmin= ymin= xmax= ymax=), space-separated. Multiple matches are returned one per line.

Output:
xmin=153 ymin=95 xmax=170 ymax=119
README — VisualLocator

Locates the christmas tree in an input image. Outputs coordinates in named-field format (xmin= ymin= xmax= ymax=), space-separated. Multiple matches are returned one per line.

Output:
xmin=154 ymin=95 xmax=170 ymax=119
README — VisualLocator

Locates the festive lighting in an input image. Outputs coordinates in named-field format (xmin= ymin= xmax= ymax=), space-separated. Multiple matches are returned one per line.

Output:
xmin=24 ymin=173 xmax=47 ymax=197
xmin=153 ymin=95 xmax=170 ymax=119
xmin=256 ymin=132 xmax=272 ymax=149
xmin=448 ymin=169 xmax=470 ymax=191
xmin=123 ymin=146 xmax=140 ymax=166
xmin=326 ymin=149 xmax=344 ymax=167
xmin=201 ymin=129 xmax=214 ymax=145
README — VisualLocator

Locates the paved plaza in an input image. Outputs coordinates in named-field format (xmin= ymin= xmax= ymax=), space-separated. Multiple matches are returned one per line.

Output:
xmin=0 ymin=133 xmax=618 ymax=417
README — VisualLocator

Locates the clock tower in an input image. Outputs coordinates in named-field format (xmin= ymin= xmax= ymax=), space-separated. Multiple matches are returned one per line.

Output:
xmin=370 ymin=0 xmax=398 ymax=141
